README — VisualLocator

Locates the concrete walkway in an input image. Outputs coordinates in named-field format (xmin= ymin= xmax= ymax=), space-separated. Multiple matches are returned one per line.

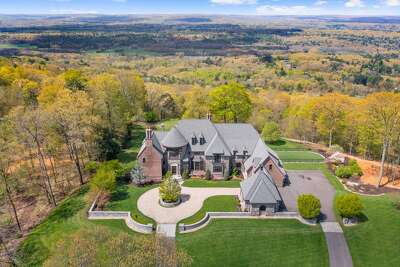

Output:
xmin=157 ymin=223 xmax=177 ymax=238
xmin=321 ymin=222 xmax=353 ymax=267
xmin=138 ymin=186 xmax=240 ymax=224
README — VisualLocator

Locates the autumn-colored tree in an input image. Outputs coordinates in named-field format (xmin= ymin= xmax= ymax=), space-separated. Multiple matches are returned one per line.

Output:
xmin=364 ymin=92 xmax=400 ymax=187
xmin=183 ymin=87 xmax=210 ymax=119
xmin=0 ymin=119 xmax=23 ymax=233
xmin=315 ymin=93 xmax=351 ymax=147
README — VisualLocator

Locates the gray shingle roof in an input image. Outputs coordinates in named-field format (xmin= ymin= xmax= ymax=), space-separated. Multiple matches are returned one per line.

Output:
xmin=240 ymin=169 xmax=282 ymax=204
xmin=204 ymin=133 xmax=231 ymax=156
xmin=149 ymin=120 xmax=277 ymax=160
xmin=161 ymin=127 xmax=188 ymax=148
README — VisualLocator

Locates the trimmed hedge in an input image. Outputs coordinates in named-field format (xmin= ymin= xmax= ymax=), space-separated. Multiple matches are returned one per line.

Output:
xmin=297 ymin=194 xmax=321 ymax=219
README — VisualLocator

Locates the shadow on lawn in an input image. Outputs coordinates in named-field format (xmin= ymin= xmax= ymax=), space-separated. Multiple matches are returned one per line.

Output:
xmin=109 ymin=185 xmax=129 ymax=202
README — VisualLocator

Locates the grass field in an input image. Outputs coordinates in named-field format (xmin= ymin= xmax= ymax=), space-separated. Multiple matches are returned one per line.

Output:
xmin=180 ymin=196 xmax=238 ymax=224
xmin=276 ymin=150 xmax=324 ymax=163
xmin=177 ymin=219 xmax=329 ymax=267
xmin=182 ymin=179 xmax=240 ymax=188
xmin=105 ymin=184 xmax=157 ymax=224
xmin=267 ymin=139 xmax=308 ymax=151
xmin=16 ymin=186 xmax=141 ymax=266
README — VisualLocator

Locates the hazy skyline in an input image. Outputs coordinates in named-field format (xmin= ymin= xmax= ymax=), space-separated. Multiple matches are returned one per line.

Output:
xmin=0 ymin=0 xmax=400 ymax=16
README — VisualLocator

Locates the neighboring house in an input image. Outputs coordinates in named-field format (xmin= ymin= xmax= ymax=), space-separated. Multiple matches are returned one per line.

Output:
xmin=137 ymin=118 xmax=288 ymax=186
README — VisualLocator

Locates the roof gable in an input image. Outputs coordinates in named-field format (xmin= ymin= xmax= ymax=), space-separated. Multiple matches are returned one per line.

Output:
xmin=241 ymin=169 xmax=282 ymax=204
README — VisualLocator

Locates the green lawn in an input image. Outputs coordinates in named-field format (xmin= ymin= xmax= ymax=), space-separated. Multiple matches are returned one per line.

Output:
xmin=16 ymin=186 xmax=142 ymax=266
xmin=183 ymin=179 xmax=240 ymax=188
xmin=267 ymin=139 xmax=308 ymax=151
xmin=177 ymin=219 xmax=329 ymax=267
xmin=180 ymin=196 xmax=238 ymax=225
xmin=276 ymin=150 xmax=324 ymax=163
xmin=105 ymin=184 xmax=157 ymax=224
xmin=342 ymin=195 xmax=400 ymax=267
xmin=284 ymin=162 xmax=400 ymax=267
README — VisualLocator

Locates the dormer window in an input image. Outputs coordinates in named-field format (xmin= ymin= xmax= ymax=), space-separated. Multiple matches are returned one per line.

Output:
xmin=199 ymin=133 xmax=205 ymax=145
xmin=191 ymin=133 xmax=197 ymax=145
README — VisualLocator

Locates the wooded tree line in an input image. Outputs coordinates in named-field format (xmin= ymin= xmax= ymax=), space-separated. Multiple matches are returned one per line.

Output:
xmin=0 ymin=61 xmax=146 ymax=238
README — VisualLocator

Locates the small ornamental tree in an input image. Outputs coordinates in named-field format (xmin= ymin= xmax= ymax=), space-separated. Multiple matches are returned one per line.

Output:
xmin=261 ymin=122 xmax=281 ymax=143
xmin=90 ymin=168 xmax=116 ymax=194
xmin=336 ymin=194 xmax=363 ymax=218
xmin=159 ymin=172 xmax=181 ymax=203
xmin=297 ymin=194 xmax=321 ymax=219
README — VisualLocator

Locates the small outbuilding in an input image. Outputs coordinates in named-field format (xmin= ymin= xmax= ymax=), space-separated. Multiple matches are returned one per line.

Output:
xmin=240 ymin=168 xmax=283 ymax=215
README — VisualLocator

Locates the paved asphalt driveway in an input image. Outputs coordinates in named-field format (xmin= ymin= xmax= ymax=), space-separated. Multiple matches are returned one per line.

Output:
xmin=280 ymin=170 xmax=336 ymax=221
xmin=281 ymin=170 xmax=353 ymax=267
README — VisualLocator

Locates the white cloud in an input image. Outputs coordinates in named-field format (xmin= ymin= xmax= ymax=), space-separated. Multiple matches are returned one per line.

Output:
xmin=256 ymin=5 xmax=321 ymax=15
xmin=345 ymin=0 xmax=364 ymax=7
xmin=314 ymin=1 xmax=328 ymax=5
xmin=386 ymin=0 xmax=400 ymax=6
xmin=210 ymin=0 xmax=257 ymax=5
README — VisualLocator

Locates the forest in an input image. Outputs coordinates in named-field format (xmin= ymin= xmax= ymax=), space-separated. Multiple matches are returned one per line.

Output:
xmin=1 ymin=15 xmax=400 ymax=265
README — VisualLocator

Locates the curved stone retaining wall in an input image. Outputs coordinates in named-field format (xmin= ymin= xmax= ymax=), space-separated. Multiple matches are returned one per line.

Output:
xmin=87 ymin=195 xmax=154 ymax=234
xmin=178 ymin=211 xmax=315 ymax=233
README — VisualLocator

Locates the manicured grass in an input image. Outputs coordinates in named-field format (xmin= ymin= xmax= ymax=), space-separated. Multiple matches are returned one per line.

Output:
xmin=276 ymin=150 xmax=324 ymax=163
xmin=16 ymin=186 xmax=142 ymax=266
xmin=343 ymin=194 xmax=400 ymax=267
xmin=267 ymin=139 xmax=307 ymax=151
xmin=105 ymin=184 xmax=157 ymax=224
xmin=183 ymin=179 xmax=240 ymax=188
xmin=180 ymin=196 xmax=239 ymax=224
xmin=177 ymin=219 xmax=329 ymax=267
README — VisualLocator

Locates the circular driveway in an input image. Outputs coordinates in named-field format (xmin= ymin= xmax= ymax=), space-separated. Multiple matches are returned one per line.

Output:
xmin=137 ymin=187 xmax=240 ymax=223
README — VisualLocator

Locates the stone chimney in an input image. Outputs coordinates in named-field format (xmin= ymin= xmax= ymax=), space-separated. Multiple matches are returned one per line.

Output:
xmin=207 ymin=112 xmax=212 ymax=121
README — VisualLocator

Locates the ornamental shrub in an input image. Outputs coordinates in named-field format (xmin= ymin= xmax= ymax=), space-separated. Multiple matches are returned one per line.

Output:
xmin=336 ymin=194 xmax=363 ymax=218
xmin=159 ymin=173 xmax=181 ymax=203
xmin=297 ymin=194 xmax=321 ymax=219
xmin=349 ymin=160 xmax=363 ymax=176
xmin=335 ymin=166 xmax=353 ymax=178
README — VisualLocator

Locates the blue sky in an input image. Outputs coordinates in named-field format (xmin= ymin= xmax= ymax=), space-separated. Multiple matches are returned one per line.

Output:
xmin=0 ymin=0 xmax=399 ymax=16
